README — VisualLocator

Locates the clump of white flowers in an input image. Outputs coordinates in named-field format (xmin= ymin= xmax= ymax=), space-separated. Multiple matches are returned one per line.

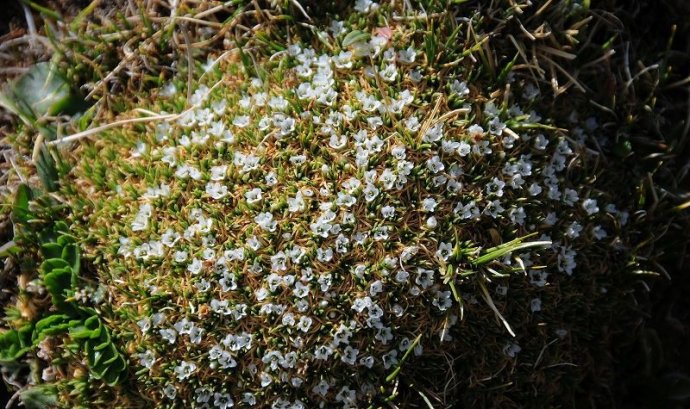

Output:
xmin=70 ymin=3 xmax=630 ymax=408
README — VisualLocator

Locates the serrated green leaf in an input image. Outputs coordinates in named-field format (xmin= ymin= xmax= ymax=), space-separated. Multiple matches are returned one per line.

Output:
xmin=34 ymin=318 xmax=72 ymax=342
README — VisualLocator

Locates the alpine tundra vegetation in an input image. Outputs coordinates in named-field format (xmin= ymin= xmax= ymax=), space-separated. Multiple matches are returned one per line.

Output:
xmin=0 ymin=0 xmax=689 ymax=408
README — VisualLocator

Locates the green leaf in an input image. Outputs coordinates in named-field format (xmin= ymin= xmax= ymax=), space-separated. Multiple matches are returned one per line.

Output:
xmin=36 ymin=144 xmax=59 ymax=192
xmin=69 ymin=315 xmax=101 ymax=340
xmin=61 ymin=243 xmax=81 ymax=276
xmin=44 ymin=267 xmax=74 ymax=307
xmin=56 ymin=233 xmax=77 ymax=246
xmin=40 ymin=258 xmax=70 ymax=276
xmin=33 ymin=314 xmax=72 ymax=342
xmin=12 ymin=184 xmax=34 ymax=224
xmin=41 ymin=242 xmax=63 ymax=259
xmin=342 ymin=30 xmax=370 ymax=47
xmin=472 ymin=234 xmax=552 ymax=266
xmin=0 ymin=62 xmax=83 ymax=129
xmin=19 ymin=384 xmax=59 ymax=409
xmin=0 ymin=326 xmax=33 ymax=364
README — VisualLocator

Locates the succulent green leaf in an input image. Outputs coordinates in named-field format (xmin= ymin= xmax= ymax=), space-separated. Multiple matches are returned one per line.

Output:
xmin=61 ymin=243 xmax=81 ymax=276
xmin=40 ymin=258 xmax=70 ymax=276
xmin=44 ymin=267 xmax=74 ymax=308
xmin=34 ymin=314 xmax=72 ymax=339
xmin=41 ymin=242 xmax=64 ymax=259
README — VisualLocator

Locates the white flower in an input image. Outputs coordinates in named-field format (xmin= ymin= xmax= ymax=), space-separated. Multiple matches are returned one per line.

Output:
xmin=210 ymin=165 xmax=227 ymax=181
xmin=582 ymin=198 xmax=599 ymax=215
xmin=457 ymin=141 xmax=471 ymax=156
xmin=163 ymin=384 xmax=176 ymax=400
xmin=450 ymin=80 xmax=470 ymax=97
xmin=255 ymin=212 xmax=277 ymax=232
xmin=288 ymin=192 xmax=306 ymax=212
xmin=534 ymin=134 xmax=549 ymax=150
xmin=436 ymin=242 xmax=453 ymax=261
xmin=426 ymin=156 xmax=445 ymax=173
xmin=557 ymin=246 xmax=577 ymax=275
xmin=503 ymin=342 xmax=521 ymax=358
xmin=379 ymin=63 xmax=398 ymax=82
xmin=422 ymin=123 xmax=444 ymax=143
xmin=426 ymin=216 xmax=438 ymax=228
xmin=175 ymin=361 xmax=196 ymax=380
xmin=363 ymin=183 xmax=380 ymax=202
xmin=354 ymin=0 xmax=378 ymax=13
xmin=187 ymin=258 xmax=203 ymax=275
xmin=381 ymin=205 xmax=396 ymax=219
xmin=565 ymin=221 xmax=583 ymax=238
xmin=206 ymin=182 xmax=229 ymax=200
xmin=530 ymin=298 xmax=542 ymax=312
xmin=213 ymin=392 xmax=234 ymax=409
xmin=421 ymin=197 xmax=438 ymax=212
xmin=341 ymin=346 xmax=359 ymax=365
xmin=528 ymin=183 xmax=542 ymax=196
xmin=398 ymin=46 xmax=417 ymax=64
xmin=467 ymin=124 xmax=484 ymax=138
xmin=563 ymin=188 xmax=579 ymax=206
xmin=592 ymin=225 xmax=608 ymax=240
xmin=137 ymin=350 xmax=156 ymax=369
xmin=131 ymin=203 xmax=152 ymax=232
xmin=245 ymin=188 xmax=263 ymax=204
xmin=233 ymin=115 xmax=250 ymax=127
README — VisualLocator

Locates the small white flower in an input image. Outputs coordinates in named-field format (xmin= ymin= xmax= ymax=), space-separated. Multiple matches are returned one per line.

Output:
xmin=379 ymin=63 xmax=398 ymax=82
xmin=187 ymin=258 xmax=203 ymax=275
xmin=528 ymin=183 xmax=542 ymax=196
xmin=565 ymin=222 xmax=583 ymax=238
xmin=436 ymin=242 xmax=453 ymax=261
xmin=530 ymin=298 xmax=542 ymax=312
xmin=426 ymin=156 xmax=445 ymax=173
xmin=245 ymin=188 xmax=263 ymax=204
xmin=592 ymin=225 xmax=608 ymax=240
xmin=421 ymin=197 xmax=438 ymax=212
xmin=233 ymin=115 xmax=250 ymax=127
xmin=402 ymin=116 xmax=420 ymax=134
xmin=503 ymin=342 xmax=521 ymax=358
xmin=422 ymin=123 xmax=444 ymax=143
xmin=582 ymin=198 xmax=599 ymax=215
xmin=354 ymin=0 xmax=378 ymax=13
xmin=381 ymin=205 xmax=396 ymax=219
xmin=131 ymin=203 xmax=152 ymax=232
xmin=450 ymin=80 xmax=470 ymax=97
xmin=457 ymin=141 xmax=472 ymax=156
xmin=398 ymin=46 xmax=417 ymax=64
